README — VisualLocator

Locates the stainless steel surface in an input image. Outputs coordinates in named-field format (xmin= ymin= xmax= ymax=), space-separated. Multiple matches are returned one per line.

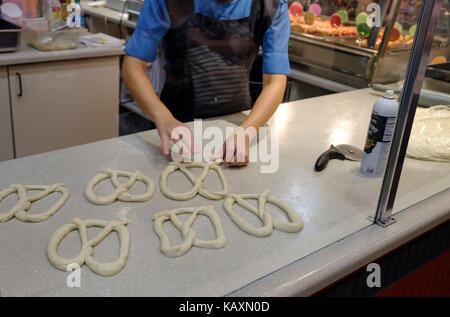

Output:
xmin=80 ymin=0 xmax=137 ymax=30
xmin=1 ymin=89 xmax=448 ymax=296
xmin=288 ymin=68 xmax=355 ymax=92
xmin=288 ymin=32 xmax=420 ymax=87
xmin=372 ymin=43 xmax=449 ymax=85
xmin=127 ymin=0 xmax=142 ymax=22
xmin=104 ymin=0 xmax=127 ymax=12
xmin=422 ymin=77 xmax=450 ymax=95
xmin=426 ymin=62 xmax=450 ymax=82
xmin=288 ymin=1 xmax=449 ymax=88
xmin=290 ymin=33 xmax=376 ymax=57
xmin=289 ymin=33 xmax=448 ymax=87
xmin=289 ymin=33 xmax=377 ymax=88
xmin=375 ymin=0 xmax=443 ymax=227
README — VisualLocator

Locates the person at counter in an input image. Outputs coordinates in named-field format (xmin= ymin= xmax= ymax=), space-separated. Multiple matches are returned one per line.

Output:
xmin=122 ymin=0 xmax=290 ymax=166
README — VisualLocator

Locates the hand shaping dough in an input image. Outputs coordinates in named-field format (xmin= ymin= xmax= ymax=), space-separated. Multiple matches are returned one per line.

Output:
xmin=85 ymin=168 xmax=155 ymax=205
xmin=0 ymin=184 xmax=69 ymax=223
xmin=160 ymin=162 xmax=228 ymax=201
xmin=223 ymin=191 xmax=303 ymax=237
xmin=47 ymin=218 xmax=130 ymax=277
xmin=152 ymin=206 xmax=226 ymax=258
xmin=407 ymin=106 xmax=450 ymax=162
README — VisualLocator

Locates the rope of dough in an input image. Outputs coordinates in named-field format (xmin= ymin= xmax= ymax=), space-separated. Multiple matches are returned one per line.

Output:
xmin=152 ymin=206 xmax=227 ymax=258
xmin=85 ymin=169 xmax=156 ymax=205
xmin=47 ymin=218 xmax=130 ymax=277
xmin=0 ymin=184 xmax=69 ymax=223
xmin=223 ymin=191 xmax=304 ymax=237
xmin=160 ymin=162 xmax=228 ymax=201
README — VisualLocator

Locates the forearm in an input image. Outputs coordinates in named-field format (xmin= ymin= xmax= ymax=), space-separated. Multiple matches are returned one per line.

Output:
xmin=241 ymin=74 xmax=287 ymax=130
xmin=122 ymin=55 xmax=173 ymax=124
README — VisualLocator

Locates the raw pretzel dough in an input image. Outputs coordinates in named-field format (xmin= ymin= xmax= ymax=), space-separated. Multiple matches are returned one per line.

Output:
xmin=160 ymin=162 xmax=228 ymax=201
xmin=223 ymin=191 xmax=303 ymax=237
xmin=152 ymin=206 xmax=226 ymax=258
xmin=47 ymin=218 xmax=130 ymax=277
xmin=85 ymin=169 xmax=155 ymax=205
xmin=0 ymin=184 xmax=69 ymax=223
xmin=407 ymin=106 xmax=450 ymax=162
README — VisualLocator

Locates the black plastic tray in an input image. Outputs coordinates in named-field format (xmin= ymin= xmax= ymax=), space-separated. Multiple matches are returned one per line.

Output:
xmin=426 ymin=62 xmax=450 ymax=83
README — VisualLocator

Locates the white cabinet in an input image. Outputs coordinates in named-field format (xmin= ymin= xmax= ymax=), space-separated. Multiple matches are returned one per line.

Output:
xmin=6 ymin=56 xmax=119 ymax=158
xmin=0 ymin=66 xmax=14 ymax=162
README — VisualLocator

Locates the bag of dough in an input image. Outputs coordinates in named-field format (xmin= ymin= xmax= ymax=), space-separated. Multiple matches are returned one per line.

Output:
xmin=407 ymin=105 xmax=450 ymax=162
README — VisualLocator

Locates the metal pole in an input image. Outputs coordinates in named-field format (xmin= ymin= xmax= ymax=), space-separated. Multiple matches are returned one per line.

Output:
xmin=374 ymin=0 xmax=443 ymax=226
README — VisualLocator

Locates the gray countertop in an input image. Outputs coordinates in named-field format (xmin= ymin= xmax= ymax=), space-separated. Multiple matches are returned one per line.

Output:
xmin=0 ymin=89 xmax=448 ymax=296
xmin=0 ymin=32 xmax=124 ymax=67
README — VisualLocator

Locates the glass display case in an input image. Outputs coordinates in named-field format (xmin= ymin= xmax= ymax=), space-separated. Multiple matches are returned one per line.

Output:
xmin=288 ymin=0 xmax=449 ymax=88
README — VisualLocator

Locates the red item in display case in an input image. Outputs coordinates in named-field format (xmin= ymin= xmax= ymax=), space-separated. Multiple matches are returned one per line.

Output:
xmin=390 ymin=27 xmax=401 ymax=42
xmin=289 ymin=1 xmax=303 ymax=16
xmin=330 ymin=14 xmax=342 ymax=28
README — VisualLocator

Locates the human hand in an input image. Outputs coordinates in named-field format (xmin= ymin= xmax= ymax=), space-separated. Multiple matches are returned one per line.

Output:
xmin=154 ymin=115 xmax=199 ymax=157
xmin=212 ymin=127 xmax=256 ymax=167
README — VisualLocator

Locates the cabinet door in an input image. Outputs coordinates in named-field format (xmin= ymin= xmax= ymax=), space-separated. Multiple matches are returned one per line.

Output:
xmin=0 ymin=66 xmax=14 ymax=162
xmin=9 ymin=57 xmax=119 ymax=158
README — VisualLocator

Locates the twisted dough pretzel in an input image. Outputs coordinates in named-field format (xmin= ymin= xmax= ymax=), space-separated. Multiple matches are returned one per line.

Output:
xmin=85 ymin=169 xmax=155 ymax=205
xmin=47 ymin=218 xmax=130 ymax=277
xmin=0 ymin=184 xmax=69 ymax=223
xmin=224 ymin=191 xmax=304 ymax=237
xmin=152 ymin=206 xmax=226 ymax=258
xmin=160 ymin=162 xmax=228 ymax=201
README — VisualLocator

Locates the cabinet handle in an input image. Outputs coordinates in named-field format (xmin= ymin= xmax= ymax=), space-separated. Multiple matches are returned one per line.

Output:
xmin=16 ymin=72 xmax=23 ymax=97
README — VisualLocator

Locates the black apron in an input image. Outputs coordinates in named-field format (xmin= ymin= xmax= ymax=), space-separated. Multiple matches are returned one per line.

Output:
xmin=160 ymin=0 xmax=280 ymax=122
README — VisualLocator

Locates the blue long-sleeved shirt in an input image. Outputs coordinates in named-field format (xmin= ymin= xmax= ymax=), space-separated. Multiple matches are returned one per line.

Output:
xmin=124 ymin=0 xmax=291 ymax=75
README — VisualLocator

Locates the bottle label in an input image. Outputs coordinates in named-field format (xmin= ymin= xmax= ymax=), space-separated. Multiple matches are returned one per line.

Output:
xmin=360 ymin=112 xmax=397 ymax=177
xmin=364 ymin=112 xmax=396 ymax=154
